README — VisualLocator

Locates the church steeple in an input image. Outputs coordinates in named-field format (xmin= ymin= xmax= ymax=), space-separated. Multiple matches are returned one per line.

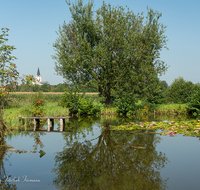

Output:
xmin=37 ymin=67 xmax=41 ymax=76
xmin=36 ymin=67 xmax=42 ymax=83
xmin=34 ymin=67 xmax=49 ymax=85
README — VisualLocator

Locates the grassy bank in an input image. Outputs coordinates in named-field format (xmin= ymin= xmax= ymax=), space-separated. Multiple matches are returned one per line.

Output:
xmin=3 ymin=102 xmax=70 ymax=129
xmin=2 ymin=93 xmax=191 ymax=130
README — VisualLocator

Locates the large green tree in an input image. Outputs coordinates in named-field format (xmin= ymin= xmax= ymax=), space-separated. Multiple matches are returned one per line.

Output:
xmin=53 ymin=0 xmax=168 ymax=106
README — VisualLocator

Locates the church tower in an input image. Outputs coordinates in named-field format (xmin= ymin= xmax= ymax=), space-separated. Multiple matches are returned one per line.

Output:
xmin=36 ymin=67 xmax=42 ymax=83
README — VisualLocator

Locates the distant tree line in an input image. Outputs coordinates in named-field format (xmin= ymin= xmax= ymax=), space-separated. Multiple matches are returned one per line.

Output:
xmin=16 ymin=76 xmax=199 ymax=105
xmin=164 ymin=77 xmax=200 ymax=104
xmin=16 ymin=79 xmax=98 ymax=93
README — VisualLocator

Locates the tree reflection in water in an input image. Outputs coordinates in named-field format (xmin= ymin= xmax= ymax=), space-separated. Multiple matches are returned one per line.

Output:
xmin=0 ymin=138 xmax=17 ymax=190
xmin=52 ymin=119 xmax=169 ymax=190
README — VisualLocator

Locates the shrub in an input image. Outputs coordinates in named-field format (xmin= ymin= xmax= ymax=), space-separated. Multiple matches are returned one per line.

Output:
xmin=32 ymin=91 xmax=45 ymax=107
xmin=60 ymin=88 xmax=83 ymax=114
xmin=91 ymin=101 xmax=103 ymax=114
xmin=60 ymin=87 xmax=102 ymax=115
xmin=187 ymin=87 xmax=200 ymax=114
xmin=116 ymin=95 xmax=136 ymax=115
xmin=78 ymin=98 xmax=93 ymax=114
xmin=31 ymin=91 xmax=46 ymax=117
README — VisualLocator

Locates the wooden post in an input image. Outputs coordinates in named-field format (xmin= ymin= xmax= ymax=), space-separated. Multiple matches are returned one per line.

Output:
xmin=60 ymin=119 xmax=63 ymax=131
xmin=50 ymin=119 xmax=54 ymax=131
xmin=47 ymin=118 xmax=50 ymax=131
xmin=36 ymin=119 xmax=40 ymax=125
xmin=34 ymin=119 xmax=36 ymax=131
xmin=63 ymin=119 xmax=65 ymax=131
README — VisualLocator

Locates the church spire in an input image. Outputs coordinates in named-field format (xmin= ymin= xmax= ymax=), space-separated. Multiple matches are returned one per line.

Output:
xmin=37 ymin=67 xmax=40 ymax=76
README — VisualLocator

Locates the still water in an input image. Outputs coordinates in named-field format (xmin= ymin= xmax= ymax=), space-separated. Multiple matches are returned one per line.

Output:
xmin=1 ymin=116 xmax=200 ymax=189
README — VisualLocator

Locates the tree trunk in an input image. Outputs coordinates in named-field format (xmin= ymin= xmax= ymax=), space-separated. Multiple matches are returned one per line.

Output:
xmin=98 ymin=85 xmax=111 ymax=107
xmin=105 ymin=93 xmax=111 ymax=107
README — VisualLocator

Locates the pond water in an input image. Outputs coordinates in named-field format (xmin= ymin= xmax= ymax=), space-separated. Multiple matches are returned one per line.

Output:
xmin=1 ymin=115 xmax=200 ymax=189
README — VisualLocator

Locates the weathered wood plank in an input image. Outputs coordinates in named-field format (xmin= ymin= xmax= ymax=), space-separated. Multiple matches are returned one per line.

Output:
xmin=19 ymin=117 xmax=70 ymax=119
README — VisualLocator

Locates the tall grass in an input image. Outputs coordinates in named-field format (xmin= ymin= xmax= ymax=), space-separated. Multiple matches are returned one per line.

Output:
xmin=44 ymin=102 xmax=69 ymax=117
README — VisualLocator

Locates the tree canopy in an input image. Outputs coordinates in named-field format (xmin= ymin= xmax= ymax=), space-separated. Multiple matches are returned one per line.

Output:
xmin=166 ymin=76 xmax=199 ymax=104
xmin=53 ymin=0 xmax=168 ymax=106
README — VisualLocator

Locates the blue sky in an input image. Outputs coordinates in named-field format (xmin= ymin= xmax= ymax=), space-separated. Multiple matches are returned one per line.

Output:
xmin=1 ymin=0 xmax=200 ymax=85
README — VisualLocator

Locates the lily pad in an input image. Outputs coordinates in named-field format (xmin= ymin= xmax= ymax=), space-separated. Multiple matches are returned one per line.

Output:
xmin=110 ymin=120 xmax=200 ymax=137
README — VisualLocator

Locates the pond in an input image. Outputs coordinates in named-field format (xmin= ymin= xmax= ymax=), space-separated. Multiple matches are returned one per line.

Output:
xmin=1 ymin=115 xmax=200 ymax=190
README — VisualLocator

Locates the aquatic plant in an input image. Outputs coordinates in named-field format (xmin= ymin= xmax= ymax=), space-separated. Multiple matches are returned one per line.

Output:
xmin=110 ymin=120 xmax=200 ymax=137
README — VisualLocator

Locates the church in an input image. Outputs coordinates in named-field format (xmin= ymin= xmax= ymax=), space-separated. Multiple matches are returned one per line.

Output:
xmin=35 ymin=67 xmax=49 ymax=85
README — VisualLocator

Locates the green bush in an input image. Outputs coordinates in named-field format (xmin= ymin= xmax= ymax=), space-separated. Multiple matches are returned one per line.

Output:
xmin=31 ymin=92 xmax=46 ymax=117
xmin=116 ymin=95 xmax=136 ymax=115
xmin=188 ymin=87 xmax=200 ymax=114
xmin=60 ymin=88 xmax=102 ymax=115
xmin=60 ymin=88 xmax=82 ymax=114
xmin=91 ymin=101 xmax=104 ymax=114
xmin=32 ymin=91 xmax=45 ymax=108
xmin=32 ymin=107 xmax=46 ymax=117
xmin=78 ymin=98 xmax=93 ymax=114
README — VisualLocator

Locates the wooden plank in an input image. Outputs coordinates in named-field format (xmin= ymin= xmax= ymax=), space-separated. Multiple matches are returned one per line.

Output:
xmin=19 ymin=117 xmax=70 ymax=119
xmin=26 ymin=130 xmax=70 ymax=133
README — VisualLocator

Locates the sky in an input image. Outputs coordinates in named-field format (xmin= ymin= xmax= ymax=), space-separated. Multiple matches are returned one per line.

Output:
xmin=1 ymin=0 xmax=200 ymax=85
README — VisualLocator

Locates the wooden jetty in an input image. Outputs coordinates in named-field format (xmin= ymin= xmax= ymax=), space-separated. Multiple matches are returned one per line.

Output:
xmin=19 ymin=117 xmax=71 ymax=132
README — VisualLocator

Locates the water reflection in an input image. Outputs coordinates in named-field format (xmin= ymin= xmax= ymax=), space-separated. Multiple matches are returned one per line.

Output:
xmin=4 ymin=115 xmax=195 ymax=189
xmin=0 ymin=138 xmax=17 ymax=189
xmin=52 ymin=119 xmax=169 ymax=190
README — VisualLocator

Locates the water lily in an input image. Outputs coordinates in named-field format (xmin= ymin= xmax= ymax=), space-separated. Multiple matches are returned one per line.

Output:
xmin=194 ymin=130 xmax=198 ymax=133
xmin=169 ymin=131 xmax=173 ymax=135
xmin=172 ymin=126 xmax=175 ymax=128
xmin=169 ymin=123 xmax=171 ymax=124
xmin=174 ymin=131 xmax=177 ymax=134
xmin=152 ymin=121 xmax=155 ymax=125
xmin=182 ymin=127 xmax=185 ymax=129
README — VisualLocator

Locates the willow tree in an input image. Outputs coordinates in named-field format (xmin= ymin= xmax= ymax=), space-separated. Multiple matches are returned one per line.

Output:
xmin=53 ymin=0 xmax=168 ymax=106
